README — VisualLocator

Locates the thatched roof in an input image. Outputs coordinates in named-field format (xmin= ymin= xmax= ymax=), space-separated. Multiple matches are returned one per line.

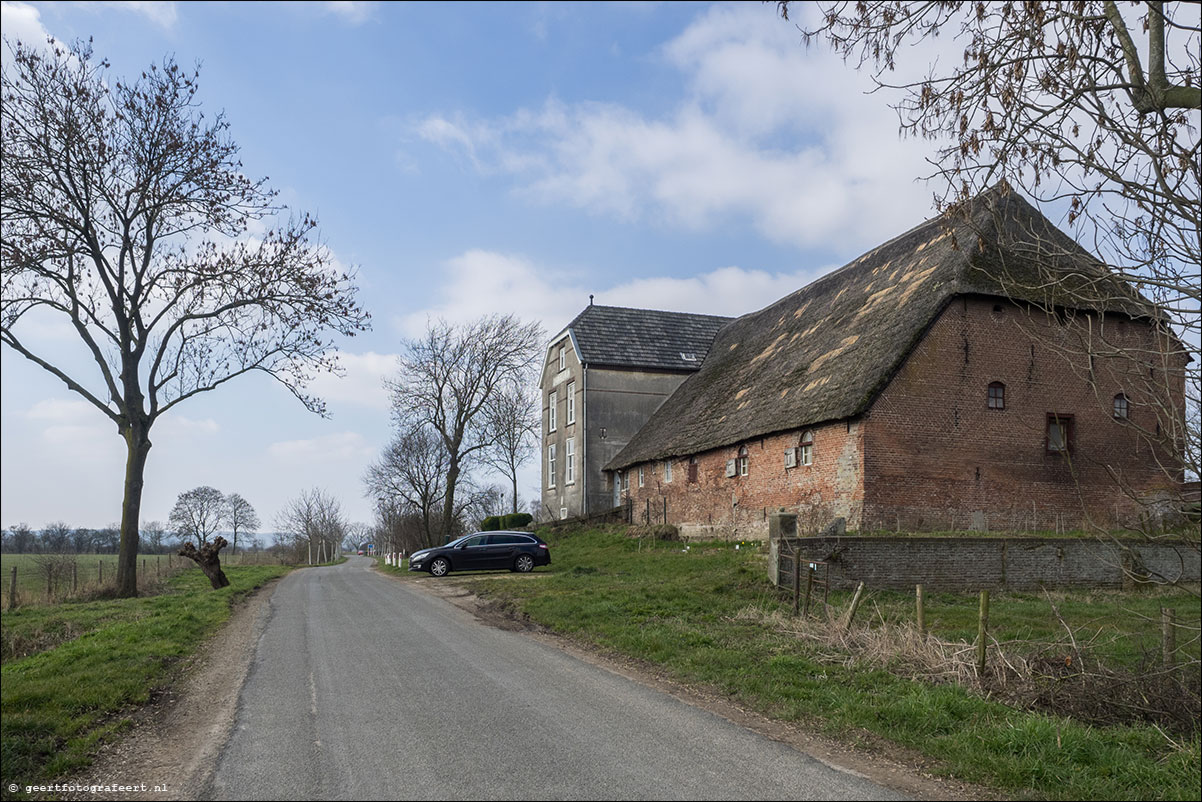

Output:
xmin=606 ymin=187 xmax=1155 ymax=470
xmin=563 ymin=304 xmax=733 ymax=372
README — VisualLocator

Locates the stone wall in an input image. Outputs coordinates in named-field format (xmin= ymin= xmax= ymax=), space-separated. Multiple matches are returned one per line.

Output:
xmin=770 ymin=532 xmax=1200 ymax=591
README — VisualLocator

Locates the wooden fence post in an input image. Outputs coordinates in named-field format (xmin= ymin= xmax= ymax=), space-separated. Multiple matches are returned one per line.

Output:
xmin=792 ymin=547 xmax=801 ymax=617
xmin=843 ymin=582 xmax=866 ymax=630
xmin=99 ymin=560 xmax=103 ymax=585
xmin=73 ymin=561 xmax=78 ymax=594
xmin=802 ymin=565 xmax=814 ymax=618
xmin=976 ymin=590 xmax=990 ymax=675
xmin=8 ymin=565 xmax=17 ymax=609
xmin=1162 ymin=607 xmax=1177 ymax=667
xmin=916 ymin=584 xmax=925 ymax=632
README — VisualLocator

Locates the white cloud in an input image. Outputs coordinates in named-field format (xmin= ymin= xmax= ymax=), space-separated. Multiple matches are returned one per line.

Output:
xmin=322 ymin=1 xmax=376 ymax=25
xmin=267 ymin=432 xmax=375 ymax=464
xmin=400 ymin=248 xmax=833 ymax=341
xmin=83 ymin=2 xmax=178 ymax=29
xmin=307 ymin=350 xmax=397 ymax=411
xmin=26 ymin=397 xmax=115 ymax=456
xmin=157 ymin=414 xmax=220 ymax=437
xmin=1 ymin=2 xmax=53 ymax=54
xmin=414 ymin=3 xmax=941 ymax=253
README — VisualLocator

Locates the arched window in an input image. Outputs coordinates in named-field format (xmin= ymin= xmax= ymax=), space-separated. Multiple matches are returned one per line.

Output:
xmin=799 ymin=430 xmax=814 ymax=466
xmin=987 ymin=382 xmax=1005 ymax=410
xmin=1113 ymin=393 xmax=1129 ymax=419
xmin=737 ymin=445 xmax=749 ymax=477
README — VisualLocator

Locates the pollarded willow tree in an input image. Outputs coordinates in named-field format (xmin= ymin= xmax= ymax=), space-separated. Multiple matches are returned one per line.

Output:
xmin=169 ymin=485 xmax=229 ymax=588
xmin=1 ymin=39 xmax=370 ymax=596
xmin=780 ymin=1 xmax=1200 ymax=531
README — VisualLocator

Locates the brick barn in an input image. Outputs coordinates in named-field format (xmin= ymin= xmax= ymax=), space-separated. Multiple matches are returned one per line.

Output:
xmin=598 ymin=187 xmax=1185 ymax=540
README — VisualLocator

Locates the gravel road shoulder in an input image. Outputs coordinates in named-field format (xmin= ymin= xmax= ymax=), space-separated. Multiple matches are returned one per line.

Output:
xmin=63 ymin=580 xmax=279 ymax=801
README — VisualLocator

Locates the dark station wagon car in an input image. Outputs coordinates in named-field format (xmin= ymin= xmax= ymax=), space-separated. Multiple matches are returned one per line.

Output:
xmin=408 ymin=531 xmax=551 ymax=576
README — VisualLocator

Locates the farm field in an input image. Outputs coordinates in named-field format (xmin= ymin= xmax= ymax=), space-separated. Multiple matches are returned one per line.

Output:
xmin=0 ymin=551 xmax=282 ymax=609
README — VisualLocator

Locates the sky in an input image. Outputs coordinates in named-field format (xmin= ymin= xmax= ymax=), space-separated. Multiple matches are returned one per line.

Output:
xmin=0 ymin=0 xmax=957 ymax=533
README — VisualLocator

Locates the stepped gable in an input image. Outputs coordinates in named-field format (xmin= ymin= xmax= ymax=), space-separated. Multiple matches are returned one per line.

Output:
xmin=606 ymin=186 xmax=1155 ymax=471
xmin=566 ymin=304 xmax=733 ymax=372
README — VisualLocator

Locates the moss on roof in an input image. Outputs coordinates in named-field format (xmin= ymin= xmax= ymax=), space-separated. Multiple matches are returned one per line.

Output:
xmin=606 ymin=187 xmax=1154 ymax=471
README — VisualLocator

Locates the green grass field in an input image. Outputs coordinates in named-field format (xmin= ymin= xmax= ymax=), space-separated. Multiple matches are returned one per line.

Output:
xmin=388 ymin=526 xmax=1200 ymax=801
xmin=0 ymin=564 xmax=290 ymax=796
xmin=0 ymin=552 xmax=284 ymax=609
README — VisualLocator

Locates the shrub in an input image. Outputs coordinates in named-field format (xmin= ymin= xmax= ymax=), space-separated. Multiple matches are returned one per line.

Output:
xmin=480 ymin=516 xmax=503 ymax=532
xmin=502 ymin=513 xmax=533 ymax=529
xmin=627 ymin=524 xmax=680 ymax=541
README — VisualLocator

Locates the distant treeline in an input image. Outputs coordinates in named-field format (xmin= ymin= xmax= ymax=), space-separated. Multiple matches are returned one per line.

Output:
xmin=1 ymin=522 xmax=288 ymax=555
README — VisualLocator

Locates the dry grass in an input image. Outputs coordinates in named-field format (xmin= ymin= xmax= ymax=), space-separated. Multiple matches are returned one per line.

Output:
xmin=735 ymin=598 xmax=1201 ymax=738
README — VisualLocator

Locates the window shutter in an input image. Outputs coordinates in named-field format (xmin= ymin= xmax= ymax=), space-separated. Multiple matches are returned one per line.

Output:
xmin=784 ymin=448 xmax=797 ymax=468
xmin=725 ymin=459 xmax=737 ymax=477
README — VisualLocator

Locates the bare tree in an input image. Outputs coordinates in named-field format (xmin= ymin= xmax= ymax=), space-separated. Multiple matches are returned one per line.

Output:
xmin=363 ymin=423 xmax=451 ymax=549
xmin=71 ymin=527 xmax=94 ymax=554
xmin=780 ymin=1 xmax=1198 ymax=537
xmin=93 ymin=524 xmax=120 ymax=554
xmin=276 ymin=487 xmax=347 ymax=564
xmin=481 ymin=379 xmax=539 ymax=514
xmin=40 ymin=521 xmax=71 ymax=553
xmin=5 ymin=523 xmax=35 ymax=553
xmin=169 ymin=485 xmax=229 ymax=588
xmin=140 ymin=520 xmax=166 ymax=554
xmin=386 ymin=315 xmax=543 ymax=539
xmin=223 ymin=493 xmax=260 ymax=557
xmin=1 ymin=39 xmax=370 ymax=596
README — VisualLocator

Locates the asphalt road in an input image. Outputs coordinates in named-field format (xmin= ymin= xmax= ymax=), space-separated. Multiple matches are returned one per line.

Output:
xmin=207 ymin=557 xmax=908 ymax=801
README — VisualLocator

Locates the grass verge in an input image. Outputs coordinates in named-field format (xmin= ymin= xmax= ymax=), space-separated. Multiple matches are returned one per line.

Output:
xmin=430 ymin=526 xmax=1199 ymax=801
xmin=0 ymin=564 xmax=289 ymax=796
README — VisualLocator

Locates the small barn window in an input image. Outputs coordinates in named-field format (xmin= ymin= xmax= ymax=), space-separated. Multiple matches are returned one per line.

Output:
xmin=1113 ymin=393 xmax=1129 ymax=419
xmin=688 ymin=456 xmax=698 ymax=483
xmin=664 ymin=460 xmax=673 ymax=482
xmin=800 ymin=430 xmax=814 ymax=466
xmin=1046 ymin=414 xmax=1073 ymax=454
xmin=638 ymin=466 xmax=645 ymax=487
xmin=737 ymin=445 xmax=749 ymax=477
xmin=987 ymin=382 xmax=1006 ymax=410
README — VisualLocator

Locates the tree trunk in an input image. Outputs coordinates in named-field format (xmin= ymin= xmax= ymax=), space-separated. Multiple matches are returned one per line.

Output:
xmin=179 ymin=536 xmax=231 ymax=589
xmin=443 ymin=458 xmax=460 ymax=540
xmin=511 ymin=471 xmax=519 ymax=515
xmin=116 ymin=427 xmax=152 ymax=598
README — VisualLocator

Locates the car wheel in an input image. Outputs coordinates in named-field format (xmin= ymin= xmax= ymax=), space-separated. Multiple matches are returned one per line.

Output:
xmin=514 ymin=554 xmax=535 ymax=573
xmin=430 ymin=557 xmax=451 ymax=577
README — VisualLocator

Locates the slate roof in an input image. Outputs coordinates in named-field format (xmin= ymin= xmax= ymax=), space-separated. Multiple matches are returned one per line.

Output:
xmin=606 ymin=186 xmax=1155 ymax=471
xmin=565 ymin=305 xmax=733 ymax=372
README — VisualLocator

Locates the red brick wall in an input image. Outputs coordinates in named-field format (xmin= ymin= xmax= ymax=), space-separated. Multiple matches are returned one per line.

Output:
xmin=620 ymin=296 xmax=1183 ymax=539
xmin=622 ymin=421 xmax=864 ymax=540
xmin=861 ymin=296 xmax=1183 ymax=532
